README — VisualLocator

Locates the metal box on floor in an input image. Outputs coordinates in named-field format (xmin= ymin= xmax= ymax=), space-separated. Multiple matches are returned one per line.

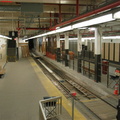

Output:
xmin=7 ymin=56 xmax=16 ymax=62
xmin=7 ymin=48 xmax=16 ymax=56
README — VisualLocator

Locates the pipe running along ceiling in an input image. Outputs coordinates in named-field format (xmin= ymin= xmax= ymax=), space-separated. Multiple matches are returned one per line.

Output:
xmin=0 ymin=0 xmax=119 ymax=37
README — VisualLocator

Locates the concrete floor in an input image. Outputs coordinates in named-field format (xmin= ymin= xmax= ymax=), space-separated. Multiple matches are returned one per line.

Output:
xmin=0 ymin=58 xmax=48 ymax=120
xmin=0 ymin=57 xmax=84 ymax=120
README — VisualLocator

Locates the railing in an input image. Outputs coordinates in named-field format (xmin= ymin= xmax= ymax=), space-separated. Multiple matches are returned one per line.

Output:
xmin=39 ymin=96 xmax=62 ymax=120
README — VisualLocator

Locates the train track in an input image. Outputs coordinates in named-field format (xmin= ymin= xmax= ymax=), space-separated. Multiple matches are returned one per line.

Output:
xmin=32 ymin=53 xmax=117 ymax=120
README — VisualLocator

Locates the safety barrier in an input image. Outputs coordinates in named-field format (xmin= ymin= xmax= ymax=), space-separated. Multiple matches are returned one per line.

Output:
xmin=39 ymin=96 xmax=62 ymax=120
xmin=46 ymin=52 xmax=56 ymax=60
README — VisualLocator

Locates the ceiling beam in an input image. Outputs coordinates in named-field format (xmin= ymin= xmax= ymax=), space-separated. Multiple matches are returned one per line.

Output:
xmin=17 ymin=27 xmax=49 ymax=30
xmin=44 ymin=3 xmax=95 ymax=6
xmin=50 ymin=0 xmax=120 ymax=30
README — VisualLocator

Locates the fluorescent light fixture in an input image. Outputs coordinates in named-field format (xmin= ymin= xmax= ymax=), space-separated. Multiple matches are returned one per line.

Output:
xmin=60 ymin=38 xmax=78 ymax=41
xmin=29 ymin=33 xmax=47 ymax=40
xmin=56 ymin=25 xmax=72 ymax=33
xmin=37 ymin=33 xmax=47 ymax=37
xmin=59 ymin=38 xmax=64 ymax=40
xmin=82 ymin=37 xmax=95 ymax=41
xmin=69 ymin=38 xmax=78 ymax=40
xmin=113 ymin=11 xmax=120 ymax=19
xmin=72 ymin=14 xmax=115 ymax=29
xmin=24 ymin=13 xmax=115 ymax=40
xmin=0 ymin=35 xmax=11 ymax=39
xmin=60 ymin=36 xmax=120 ymax=41
xmin=46 ymin=30 xmax=56 ymax=35
xmin=88 ymin=27 xmax=96 ymax=31
xmin=56 ymin=27 xmax=60 ymax=29
xmin=78 ymin=27 xmax=87 ymax=29
xmin=103 ymin=36 xmax=120 ymax=39
xmin=60 ymin=37 xmax=95 ymax=41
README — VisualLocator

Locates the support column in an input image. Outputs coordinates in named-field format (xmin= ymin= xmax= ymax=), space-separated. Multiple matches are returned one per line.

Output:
xmin=38 ymin=15 xmax=41 ymax=30
xmin=42 ymin=36 xmax=46 ymax=55
xmin=54 ymin=12 xmax=58 ymax=25
xmin=77 ymin=30 xmax=82 ymax=72
xmin=64 ymin=32 xmax=69 ymax=66
xmin=94 ymin=27 xmax=102 ymax=82
xmin=59 ymin=4 xmax=62 ymax=23
xmin=90 ymin=40 xmax=93 ymax=51
xmin=17 ymin=20 xmax=20 ymax=60
xmin=76 ymin=0 xmax=79 ymax=16
xmin=56 ymin=34 xmax=61 ymax=62
xmin=50 ymin=12 xmax=52 ymax=27
xmin=84 ymin=39 xmax=88 ymax=50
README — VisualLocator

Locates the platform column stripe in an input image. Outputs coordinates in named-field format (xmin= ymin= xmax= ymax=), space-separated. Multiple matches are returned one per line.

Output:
xmin=28 ymin=57 xmax=87 ymax=120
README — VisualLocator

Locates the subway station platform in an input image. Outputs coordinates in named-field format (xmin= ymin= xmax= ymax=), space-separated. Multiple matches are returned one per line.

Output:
xmin=0 ymin=57 xmax=87 ymax=120
xmin=37 ymin=52 xmax=120 ymax=100
xmin=35 ymin=52 xmax=119 ymax=114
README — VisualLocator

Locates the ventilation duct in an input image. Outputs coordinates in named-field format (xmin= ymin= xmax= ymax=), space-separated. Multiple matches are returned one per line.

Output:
xmin=21 ymin=3 xmax=43 ymax=13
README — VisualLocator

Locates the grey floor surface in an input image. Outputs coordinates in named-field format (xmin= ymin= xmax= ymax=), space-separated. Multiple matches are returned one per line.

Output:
xmin=0 ymin=58 xmax=48 ymax=120
xmin=0 ymin=58 xmax=72 ymax=120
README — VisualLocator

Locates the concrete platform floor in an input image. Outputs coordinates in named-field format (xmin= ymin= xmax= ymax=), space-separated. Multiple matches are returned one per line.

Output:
xmin=0 ymin=57 xmax=86 ymax=120
xmin=0 ymin=58 xmax=46 ymax=120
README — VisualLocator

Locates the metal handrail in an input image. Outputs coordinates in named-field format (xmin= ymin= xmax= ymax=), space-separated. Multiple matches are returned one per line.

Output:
xmin=39 ymin=96 xmax=62 ymax=120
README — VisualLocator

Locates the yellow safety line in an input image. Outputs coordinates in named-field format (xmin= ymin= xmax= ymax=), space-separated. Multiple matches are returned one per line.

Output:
xmin=28 ymin=57 xmax=87 ymax=120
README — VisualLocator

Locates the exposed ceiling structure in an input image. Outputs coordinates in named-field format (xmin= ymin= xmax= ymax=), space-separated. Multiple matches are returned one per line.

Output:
xmin=0 ymin=0 xmax=119 ymax=38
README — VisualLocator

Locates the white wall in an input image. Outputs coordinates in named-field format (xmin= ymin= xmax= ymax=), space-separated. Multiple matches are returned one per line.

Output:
xmin=0 ymin=37 xmax=7 ymax=69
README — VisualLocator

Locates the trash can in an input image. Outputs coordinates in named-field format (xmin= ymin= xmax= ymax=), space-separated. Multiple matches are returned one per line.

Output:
xmin=102 ymin=60 xmax=109 ymax=74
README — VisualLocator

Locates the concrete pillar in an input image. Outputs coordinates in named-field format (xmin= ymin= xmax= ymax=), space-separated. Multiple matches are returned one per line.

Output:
xmin=94 ymin=27 xmax=102 ymax=82
xmin=56 ymin=34 xmax=61 ymax=62
xmin=84 ymin=39 xmax=88 ymax=50
xmin=43 ymin=36 xmax=46 ymax=55
xmin=64 ymin=32 xmax=69 ymax=66
xmin=77 ymin=30 xmax=82 ymax=72
xmin=90 ymin=40 xmax=93 ymax=51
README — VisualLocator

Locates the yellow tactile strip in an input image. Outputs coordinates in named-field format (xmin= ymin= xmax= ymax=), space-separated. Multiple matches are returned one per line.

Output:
xmin=29 ymin=57 xmax=87 ymax=120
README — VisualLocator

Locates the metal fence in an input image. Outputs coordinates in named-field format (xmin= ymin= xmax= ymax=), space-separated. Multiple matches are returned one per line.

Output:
xmin=39 ymin=96 xmax=62 ymax=120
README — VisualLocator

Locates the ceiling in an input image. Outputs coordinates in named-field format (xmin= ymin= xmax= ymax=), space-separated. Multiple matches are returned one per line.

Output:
xmin=0 ymin=0 xmax=119 ymax=38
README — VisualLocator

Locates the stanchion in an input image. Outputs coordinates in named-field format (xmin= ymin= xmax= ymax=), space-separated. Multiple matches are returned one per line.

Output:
xmin=115 ymin=68 xmax=120 ymax=95
xmin=114 ymin=84 xmax=119 ymax=95
xmin=71 ymin=92 xmax=77 ymax=120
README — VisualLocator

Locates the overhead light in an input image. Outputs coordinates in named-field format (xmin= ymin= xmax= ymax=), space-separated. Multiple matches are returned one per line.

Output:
xmin=72 ymin=14 xmax=115 ymax=29
xmin=103 ymin=36 xmax=120 ymax=39
xmin=56 ymin=25 xmax=72 ymax=33
xmin=0 ymin=35 xmax=11 ymax=40
xmin=78 ymin=27 xmax=87 ymax=29
xmin=69 ymin=38 xmax=78 ymax=40
xmin=60 ymin=37 xmax=95 ymax=41
xmin=46 ymin=30 xmax=56 ymax=35
xmin=88 ymin=27 xmax=96 ymax=31
xmin=113 ymin=11 xmax=120 ymax=19
xmin=24 ymin=13 xmax=115 ymax=40
xmin=24 ymin=33 xmax=48 ymax=41
xmin=82 ymin=37 xmax=95 ymax=41
xmin=37 ymin=33 xmax=47 ymax=37
xmin=56 ymin=27 xmax=60 ymax=29
xmin=60 ymin=36 xmax=120 ymax=41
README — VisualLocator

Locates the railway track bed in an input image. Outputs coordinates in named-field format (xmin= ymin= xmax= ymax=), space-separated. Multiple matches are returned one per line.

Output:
xmin=32 ymin=53 xmax=117 ymax=120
